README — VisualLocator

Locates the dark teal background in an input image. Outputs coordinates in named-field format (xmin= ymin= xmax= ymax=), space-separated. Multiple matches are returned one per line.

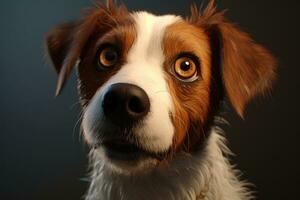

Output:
xmin=0 ymin=0 xmax=299 ymax=199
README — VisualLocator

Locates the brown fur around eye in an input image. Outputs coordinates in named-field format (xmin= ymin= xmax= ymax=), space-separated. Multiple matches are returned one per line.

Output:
xmin=163 ymin=21 xmax=212 ymax=151
xmin=77 ymin=22 xmax=136 ymax=107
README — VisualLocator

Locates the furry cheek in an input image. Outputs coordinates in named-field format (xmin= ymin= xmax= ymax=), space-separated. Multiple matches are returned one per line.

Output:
xmin=167 ymin=80 xmax=211 ymax=151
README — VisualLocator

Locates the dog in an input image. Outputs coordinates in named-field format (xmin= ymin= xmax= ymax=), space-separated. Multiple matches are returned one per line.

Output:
xmin=45 ymin=0 xmax=276 ymax=199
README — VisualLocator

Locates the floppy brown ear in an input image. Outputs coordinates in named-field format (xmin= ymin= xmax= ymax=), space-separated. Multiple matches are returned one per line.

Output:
xmin=45 ymin=18 xmax=92 ymax=96
xmin=45 ymin=22 xmax=76 ymax=75
xmin=217 ymin=21 xmax=277 ymax=117
xmin=190 ymin=1 xmax=277 ymax=117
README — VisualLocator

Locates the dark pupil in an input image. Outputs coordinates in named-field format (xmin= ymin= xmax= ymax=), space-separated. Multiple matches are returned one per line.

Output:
xmin=180 ymin=61 xmax=191 ymax=71
xmin=104 ymin=50 xmax=117 ymax=62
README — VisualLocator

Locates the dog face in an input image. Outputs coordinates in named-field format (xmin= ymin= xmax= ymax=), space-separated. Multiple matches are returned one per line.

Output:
xmin=46 ymin=0 xmax=276 ymax=172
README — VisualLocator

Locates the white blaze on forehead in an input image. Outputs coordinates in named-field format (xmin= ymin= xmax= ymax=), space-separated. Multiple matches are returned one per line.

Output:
xmin=129 ymin=12 xmax=181 ymax=64
xmin=83 ymin=12 xmax=182 ymax=153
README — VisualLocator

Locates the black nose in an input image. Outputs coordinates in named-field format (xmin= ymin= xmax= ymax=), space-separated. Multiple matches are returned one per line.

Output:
xmin=102 ymin=83 xmax=150 ymax=126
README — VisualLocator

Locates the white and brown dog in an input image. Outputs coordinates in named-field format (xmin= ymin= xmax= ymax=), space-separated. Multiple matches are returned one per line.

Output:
xmin=46 ymin=0 xmax=276 ymax=199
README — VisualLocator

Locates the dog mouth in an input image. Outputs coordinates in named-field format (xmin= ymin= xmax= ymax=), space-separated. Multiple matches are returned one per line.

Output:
xmin=100 ymin=139 xmax=166 ymax=162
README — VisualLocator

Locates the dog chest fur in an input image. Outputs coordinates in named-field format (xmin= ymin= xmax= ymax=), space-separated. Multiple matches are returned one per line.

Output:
xmin=85 ymin=129 xmax=252 ymax=200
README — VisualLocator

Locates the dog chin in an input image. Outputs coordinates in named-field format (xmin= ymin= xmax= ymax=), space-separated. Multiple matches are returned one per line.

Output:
xmin=94 ymin=146 xmax=161 ymax=174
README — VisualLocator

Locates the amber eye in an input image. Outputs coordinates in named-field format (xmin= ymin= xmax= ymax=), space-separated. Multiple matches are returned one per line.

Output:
xmin=174 ymin=57 xmax=198 ymax=80
xmin=98 ymin=46 xmax=118 ymax=69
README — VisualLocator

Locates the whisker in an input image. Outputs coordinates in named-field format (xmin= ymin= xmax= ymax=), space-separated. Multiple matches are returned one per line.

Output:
xmin=73 ymin=109 xmax=84 ymax=141
xmin=70 ymin=100 xmax=82 ymax=110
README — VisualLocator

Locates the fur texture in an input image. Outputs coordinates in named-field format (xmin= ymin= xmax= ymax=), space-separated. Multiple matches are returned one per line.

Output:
xmin=45 ymin=1 xmax=277 ymax=199
xmin=85 ymin=129 xmax=252 ymax=200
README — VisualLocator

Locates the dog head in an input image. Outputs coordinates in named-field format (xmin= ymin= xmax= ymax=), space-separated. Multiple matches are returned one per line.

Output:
xmin=46 ymin=0 xmax=276 ymax=172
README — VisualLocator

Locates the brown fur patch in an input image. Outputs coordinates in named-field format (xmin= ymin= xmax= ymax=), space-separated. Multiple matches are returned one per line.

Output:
xmin=163 ymin=21 xmax=212 ymax=151
xmin=163 ymin=0 xmax=276 ymax=151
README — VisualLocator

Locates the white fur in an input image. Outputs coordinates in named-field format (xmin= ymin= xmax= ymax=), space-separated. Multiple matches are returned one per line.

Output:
xmin=82 ymin=12 xmax=181 ymax=153
xmin=85 ymin=129 xmax=252 ymax=200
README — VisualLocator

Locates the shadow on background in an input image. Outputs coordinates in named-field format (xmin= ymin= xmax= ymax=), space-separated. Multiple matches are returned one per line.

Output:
xmin=0 ymin=0 xmax=299 ymax=199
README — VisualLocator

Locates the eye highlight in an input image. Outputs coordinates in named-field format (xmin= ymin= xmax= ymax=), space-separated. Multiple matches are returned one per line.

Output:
xmin=97 ymin=45 xmax=119 ymax=69
xmin=173 ymin=55 xmax=200 ymax=82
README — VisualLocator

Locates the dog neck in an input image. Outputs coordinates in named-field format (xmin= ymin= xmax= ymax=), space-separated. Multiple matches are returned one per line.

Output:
xmin=85 ymin=128 xmax=252 ymax=200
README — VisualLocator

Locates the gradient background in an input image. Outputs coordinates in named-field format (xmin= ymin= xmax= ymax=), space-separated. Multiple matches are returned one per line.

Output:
xmin=1 ymin=0 xmax=299 ymax=199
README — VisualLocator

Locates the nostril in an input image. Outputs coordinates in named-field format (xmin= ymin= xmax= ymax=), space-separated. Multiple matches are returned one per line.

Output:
xmin=128 ymin=96 xmax=146 ymax=114
xmin=103 ymin=91 xmax=118 ymax=112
